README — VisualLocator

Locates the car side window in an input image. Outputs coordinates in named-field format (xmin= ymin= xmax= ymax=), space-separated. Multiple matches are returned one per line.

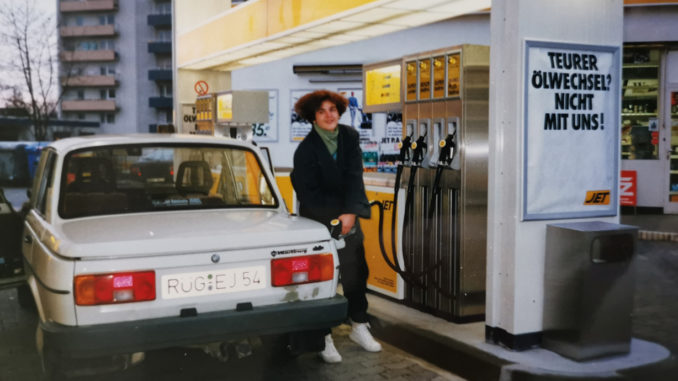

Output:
xmin=34 ymin=150 xmax=57 ymax=219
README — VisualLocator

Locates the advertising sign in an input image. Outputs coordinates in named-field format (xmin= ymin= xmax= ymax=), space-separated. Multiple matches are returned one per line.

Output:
xmin=363 ymin=187 xmax=405 ymax=300
xmin=523 ymin=41 xmax=620 ymax=220
xmin=365 ymin=64 xmax=401 ymax=108
xmin=620 ymin=170 xmax=637 ymax=206
xmin=181 ymin=104 xmax=196 ymax=133
xmin=216 ymin=93 xmax=233 ymax=122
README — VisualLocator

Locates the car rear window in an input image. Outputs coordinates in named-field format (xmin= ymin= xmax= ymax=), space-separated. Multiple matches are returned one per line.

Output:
xmin=58 ymin=144 xmax=278 ymax=218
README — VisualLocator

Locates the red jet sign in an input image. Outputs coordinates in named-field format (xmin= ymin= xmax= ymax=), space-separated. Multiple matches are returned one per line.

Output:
xmin=194 ymin=81 xmax=209 ymax=96
xmin=620 ymin=170 xmax=637 ymax=206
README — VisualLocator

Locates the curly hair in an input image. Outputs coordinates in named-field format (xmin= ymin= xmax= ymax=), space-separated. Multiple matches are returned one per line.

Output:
xmin=294 ymin=90 xmax=348 ymax=123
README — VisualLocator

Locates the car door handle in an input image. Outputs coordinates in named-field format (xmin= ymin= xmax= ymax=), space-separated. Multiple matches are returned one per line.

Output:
xmin=24 ymin=235 xmax=32 ymax=244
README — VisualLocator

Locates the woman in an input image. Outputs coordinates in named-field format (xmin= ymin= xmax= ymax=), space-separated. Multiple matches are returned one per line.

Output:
xmin=291 ymin=90 xmax=382 ymax=363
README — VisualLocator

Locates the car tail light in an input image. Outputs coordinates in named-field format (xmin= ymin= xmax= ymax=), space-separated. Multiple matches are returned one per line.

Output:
xmin=271 ymin=254 xmax=334 ymax=287
xmin=74 ymin=271 xmax=155 ymax=306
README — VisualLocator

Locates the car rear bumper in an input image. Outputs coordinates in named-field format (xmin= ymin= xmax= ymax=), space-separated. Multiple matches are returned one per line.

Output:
xmin=41 ymin=294 xmax=347 ymax=358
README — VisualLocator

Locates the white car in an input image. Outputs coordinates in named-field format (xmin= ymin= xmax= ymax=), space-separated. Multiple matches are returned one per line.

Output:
xmin=21 ymin=134 xmax=346 ymax=378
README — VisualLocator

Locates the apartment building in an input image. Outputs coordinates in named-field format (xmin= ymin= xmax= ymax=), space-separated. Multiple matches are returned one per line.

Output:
xmin=57 ymin=0 xmax=173 ymax=137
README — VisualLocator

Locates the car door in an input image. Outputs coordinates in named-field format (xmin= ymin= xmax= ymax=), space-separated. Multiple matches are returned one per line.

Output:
xmin=22 ymin=149 xmax=57 ymax=289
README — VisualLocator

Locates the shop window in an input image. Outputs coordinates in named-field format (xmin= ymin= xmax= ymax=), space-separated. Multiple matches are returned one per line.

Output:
xmin=621 ymin=47 xmax=660 ymax=160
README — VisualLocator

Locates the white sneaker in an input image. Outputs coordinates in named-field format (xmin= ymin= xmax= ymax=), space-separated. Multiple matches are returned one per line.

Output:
xmin=349 ymin=322 xmax=382 ymax=352
xmin=319 ymin=334 xmax=342 ymax=363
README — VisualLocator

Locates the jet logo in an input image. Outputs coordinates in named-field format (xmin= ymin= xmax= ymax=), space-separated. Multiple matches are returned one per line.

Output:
xmin=584 ymin=190 xmax=610 ymax=205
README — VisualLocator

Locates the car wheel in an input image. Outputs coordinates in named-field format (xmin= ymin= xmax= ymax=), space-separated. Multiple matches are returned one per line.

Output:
xmin=16 ymin=283 xmax=36 ymax=311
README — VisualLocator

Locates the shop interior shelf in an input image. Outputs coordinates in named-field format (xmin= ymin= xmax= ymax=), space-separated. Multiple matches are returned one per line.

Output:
xmin=621 ymin=112 xmax=656 ymax=117
xmin=622 ymin=64 xmax=659 ymax=68
xmin=622 ymin=94 xmax=658 ymax=100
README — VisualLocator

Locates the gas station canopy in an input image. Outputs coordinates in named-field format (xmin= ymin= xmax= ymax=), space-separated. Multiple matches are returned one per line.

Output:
xmin=177 ymin=0 xmax=490 ymax=71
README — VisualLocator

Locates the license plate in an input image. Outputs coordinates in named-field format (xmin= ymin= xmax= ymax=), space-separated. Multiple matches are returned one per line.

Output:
xmin=161 ymin=266 xmax=266 ymax=299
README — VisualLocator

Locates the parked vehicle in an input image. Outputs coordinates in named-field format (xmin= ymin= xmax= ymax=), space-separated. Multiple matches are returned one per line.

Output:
xmin=0 ymin=141 xmax=48 ymax=186
xmin=0 ymin=188 xmax=24 ymax=287
xmin=21 ymin=134 xmax=347 ymax=379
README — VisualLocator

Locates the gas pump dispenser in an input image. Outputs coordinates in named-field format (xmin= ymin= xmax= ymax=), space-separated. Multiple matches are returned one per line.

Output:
xmin=363 ymin=45 xmax=489 ymax=323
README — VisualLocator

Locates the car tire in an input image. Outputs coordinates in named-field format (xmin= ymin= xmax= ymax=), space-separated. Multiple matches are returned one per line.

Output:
xmin=16 ymin=283 xmax=36 ymax=311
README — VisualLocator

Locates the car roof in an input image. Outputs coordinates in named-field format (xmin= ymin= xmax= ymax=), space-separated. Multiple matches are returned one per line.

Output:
xmin=47 ymin=134 xmax=253 ymax=154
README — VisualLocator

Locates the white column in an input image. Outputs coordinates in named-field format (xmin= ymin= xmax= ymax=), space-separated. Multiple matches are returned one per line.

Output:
xmin=486 ymin=0 xmax=623 ymax=348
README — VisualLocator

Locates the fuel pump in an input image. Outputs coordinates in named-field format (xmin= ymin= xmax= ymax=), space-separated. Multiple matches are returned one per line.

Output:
xmin=428 ymin=118 xmax=458 ymax=220
xmin=369 ymin=119 xmax=452 ymax=297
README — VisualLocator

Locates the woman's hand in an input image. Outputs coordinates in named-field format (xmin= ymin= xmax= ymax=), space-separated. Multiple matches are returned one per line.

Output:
xmin=338 ymin=213 xmax=356 ymax=235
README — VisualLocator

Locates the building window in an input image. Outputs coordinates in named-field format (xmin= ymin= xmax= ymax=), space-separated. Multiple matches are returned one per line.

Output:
xmin=99 ymin=65 xmax=116 ymax=75
xmin=77 ymin=90 xmax=84 ymax=100
xmin=156 ymin=57 xmax=172 ymax=69
xmin=99 ymin=14 xmax=114 ymax=25
xmin=158 ymin=83 xmax=172 ymax=97
xmin=99 ymin=89 xmax=115 ymax=99
xmin=78 ymin=113 xmax=85 ymax=120
xmin=100 ymin=113 xmax=105 ymax=123
xmin=76 ymin=16 xmax=83 ymax=26
xmin=106 ymin=113 xmax=115 ymax=124
xmin=156 ymin=30 xmax=171 ymax=42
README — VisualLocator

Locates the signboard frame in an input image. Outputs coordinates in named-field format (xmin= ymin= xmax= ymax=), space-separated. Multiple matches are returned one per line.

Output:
xmin=522 ymin=39 xmax=621 ymax=220
xmin=363 ymin=59 xmax=402 ymax=113
xmin=249 ymin=89 xmax=279 ymax=142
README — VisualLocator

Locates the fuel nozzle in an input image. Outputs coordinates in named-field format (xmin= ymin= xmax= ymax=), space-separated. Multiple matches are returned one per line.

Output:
xmin=411 ymin=134 xmax=427 ymax=166
xmin=398 ymin=135 xmax=412 ymax=164
xmin=437 ymin=131 xmax=457 ymax=167
xmin=329 ymin=219 xmax=346 ymax=249
xmin=330 ymin=219 xmax=342 ymax=239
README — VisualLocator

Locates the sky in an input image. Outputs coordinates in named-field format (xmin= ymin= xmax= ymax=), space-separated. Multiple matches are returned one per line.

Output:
xmin=0 ymin=0 xmax=57 ymax=105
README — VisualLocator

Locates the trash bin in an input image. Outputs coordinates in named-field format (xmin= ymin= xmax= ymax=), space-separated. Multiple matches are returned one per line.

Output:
xmin=542 ymin=221 xmax=637 ymax=361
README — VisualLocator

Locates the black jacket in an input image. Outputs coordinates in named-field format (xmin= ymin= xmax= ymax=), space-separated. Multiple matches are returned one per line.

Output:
xmin=291 ymin=124 xmax=370 ymax=228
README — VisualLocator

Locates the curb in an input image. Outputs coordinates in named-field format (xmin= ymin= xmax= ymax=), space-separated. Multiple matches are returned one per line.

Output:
xmin=638 ymin=230 xmax=678 ymax=242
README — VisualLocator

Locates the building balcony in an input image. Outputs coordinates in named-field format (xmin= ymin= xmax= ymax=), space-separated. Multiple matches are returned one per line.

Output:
xmin=61 ymin=50 xmax=116 ymax=62
xmin=147 ymin=14 xmax=172 ymax=27
xmin=61 ymin=100 xmax=117 ymax=112
xmin=148 ymin=69 xmax=172 ymax=81
xmin=148 ymin=41 xmax=172 ymax=54
xmin=60 ymin=24 xmax=116 ymax=38
xmin=149 ymin=96 xmax=173 ymax=109
xmin=60 ymin=0 xmax=118 ymax=13
xmin=62 ymin=75 xmax=117 ymax=87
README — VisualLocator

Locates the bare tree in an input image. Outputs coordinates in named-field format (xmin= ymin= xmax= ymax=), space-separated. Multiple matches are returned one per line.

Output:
xmin=0 ymin=0 xmax=62 ymax=141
